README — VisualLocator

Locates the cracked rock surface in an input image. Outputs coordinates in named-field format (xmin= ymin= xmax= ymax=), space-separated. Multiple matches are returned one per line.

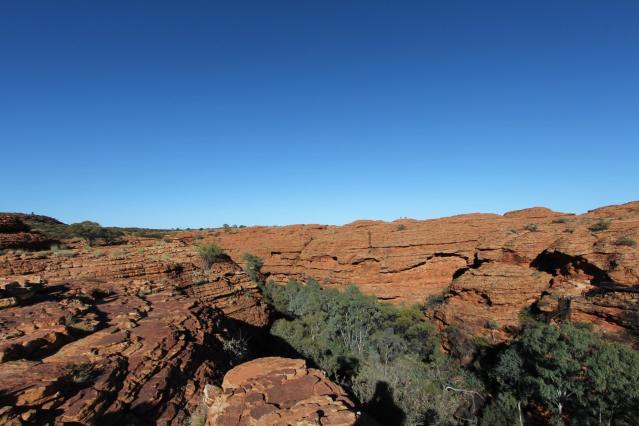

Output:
xmin=204 ymin=357 xmax=360 ymax=426
xmin=0 ymin=252 xmax=267 ymax=425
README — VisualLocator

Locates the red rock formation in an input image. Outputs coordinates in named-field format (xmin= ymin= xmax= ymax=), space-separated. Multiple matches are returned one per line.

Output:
xmin=0 ymin=259 xmax=267 ymax=425
xmin=435 ymin=263 xmax=552 ymax=340
xmin=0 ymin=215 xmax=53 ymax=251
xmin=203 ymin=357 xmax=360 ymax=426
xmin=0 ymin=201 xmax=638 ymax=422
xmin=5 ymin=203 xmax=638 ymax=343
xmin=206 ymin=201 xmax=639 ymax=342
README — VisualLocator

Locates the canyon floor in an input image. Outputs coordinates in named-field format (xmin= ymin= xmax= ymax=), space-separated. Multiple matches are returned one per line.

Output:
xmin=0 ymin=201 xmax=638 ymax=424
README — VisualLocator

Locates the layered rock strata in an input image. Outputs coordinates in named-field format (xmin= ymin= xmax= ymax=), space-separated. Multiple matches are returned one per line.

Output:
xmin=0 ymin=260 xmax=267 ymax=425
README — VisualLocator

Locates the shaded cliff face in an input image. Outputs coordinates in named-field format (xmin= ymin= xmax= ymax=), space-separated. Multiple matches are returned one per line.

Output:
xmin=0 ymin=239 xmax=267 ymax=425
xmin=208 ymin=202 xmax=639 ymax=342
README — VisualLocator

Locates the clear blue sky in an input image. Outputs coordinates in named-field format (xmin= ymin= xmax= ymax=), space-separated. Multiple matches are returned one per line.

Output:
xmin=1 ymin=1 xmax=638 ymax=228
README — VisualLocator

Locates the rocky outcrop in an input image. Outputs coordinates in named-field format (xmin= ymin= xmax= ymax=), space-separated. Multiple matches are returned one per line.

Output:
xmin=0 ymin=237 xmax=195 ymax=283
xmin=0 ymin=278 xmax=45 ymax=310
xmin=5 ymin=203 xmax=638 ymax=344
xmin=435 ymin=264 xmax=552 ymax=340
xmin=206 ymin=201 xmax=639 ymax=342
xmin=203 ymin=357 xmax=359 ymax=426
xmin=0 ymin=259 xmax=267 ymax=425
xmin=0 ymin=215 xmax=53 ymax=251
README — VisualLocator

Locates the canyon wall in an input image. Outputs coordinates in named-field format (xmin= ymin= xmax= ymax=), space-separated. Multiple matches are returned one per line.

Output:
xmin=211 ymin=201 xmax=639 ymax=342
xmin=1 ymin=201 xmax=638 ymax=424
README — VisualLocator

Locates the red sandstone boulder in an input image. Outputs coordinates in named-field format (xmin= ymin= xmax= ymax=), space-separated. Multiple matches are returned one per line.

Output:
xmin=204 ymin=357 xmax=360 ymax=426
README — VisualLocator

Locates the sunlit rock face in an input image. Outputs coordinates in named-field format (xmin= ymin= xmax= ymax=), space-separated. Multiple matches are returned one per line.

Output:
xmin=0 ymin=254 xmax=267 ymax=425
xmin=211 ymin=201 xmax=639 ymax=342
xmin=204 ymin=357 xmax=360 ymax=426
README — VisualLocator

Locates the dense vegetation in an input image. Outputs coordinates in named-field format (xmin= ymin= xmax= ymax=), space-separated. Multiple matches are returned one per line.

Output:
xmin=485 ymin=322 xmax=639 ymax=425
xmin=252 ymin=269 xmax=639 ymax=425
xmin=262 ymin=279 xmax=482 ymax=425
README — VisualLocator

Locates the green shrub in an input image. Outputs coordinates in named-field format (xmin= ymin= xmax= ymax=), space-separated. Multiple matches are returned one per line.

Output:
xmin=614 ymin=236 xmax=636 ymax=247
xmin=517 ymin=305 xmax=538 ymax=324
xmin=479 ymin=393 xmax=520 ymax=426
xmin=63 ymin=363 xmax=95 ymax=385
xmin=424 ymin=292 xmax=447 ymax=310
xmin=133 ymin=230 xmax=167 ymax=239
xmin=524 ymin=223 xmax=538 ymax=232
xmin=589 ymin=218 xmax=611 ymax=232
xmin=27 ymin=222 xmax=74 ymax=240
xmin=242 ymin=253 xmax=264 ymax=282
xmin=196 ymin=242 xmax=225 ymax=269
xmin=396 ymin=224 xmax=407 ymax=231
xmin=68 ymin=221 xmax=123 ymax=246
xmin=551 ymin=217 xmax=570 ymax=224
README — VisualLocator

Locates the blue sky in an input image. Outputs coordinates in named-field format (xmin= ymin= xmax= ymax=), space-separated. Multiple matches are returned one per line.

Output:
xmin=1 ymin=1 xmax=638 ymax=228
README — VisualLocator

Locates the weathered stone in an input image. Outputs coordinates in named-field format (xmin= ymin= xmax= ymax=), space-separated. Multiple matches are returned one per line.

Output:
xmin=0 ymin=257 xmax=267 ymax=425
xmin=206 ymin=357 xmax=359 ymax=426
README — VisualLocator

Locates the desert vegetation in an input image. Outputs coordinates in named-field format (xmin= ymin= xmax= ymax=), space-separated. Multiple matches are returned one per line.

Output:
xmin=614 ymin=236 xmax=636 ymax=247
xmin=589 ymin=218 xmax=611 ymax=233
xmin=262 ymin=279 xmax=479 ymax=425
xmin=259 ymin=277 xmax=639 ymax=425
xmin=196 ymin=242 xmax=226 ymax=269
xmin=242 ymin=253 xmax=263 ymax=282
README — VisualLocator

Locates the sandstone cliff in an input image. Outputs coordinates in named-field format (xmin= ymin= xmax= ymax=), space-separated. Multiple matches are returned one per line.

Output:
xmin=207 ymin=202 xmax=639 ymax=342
